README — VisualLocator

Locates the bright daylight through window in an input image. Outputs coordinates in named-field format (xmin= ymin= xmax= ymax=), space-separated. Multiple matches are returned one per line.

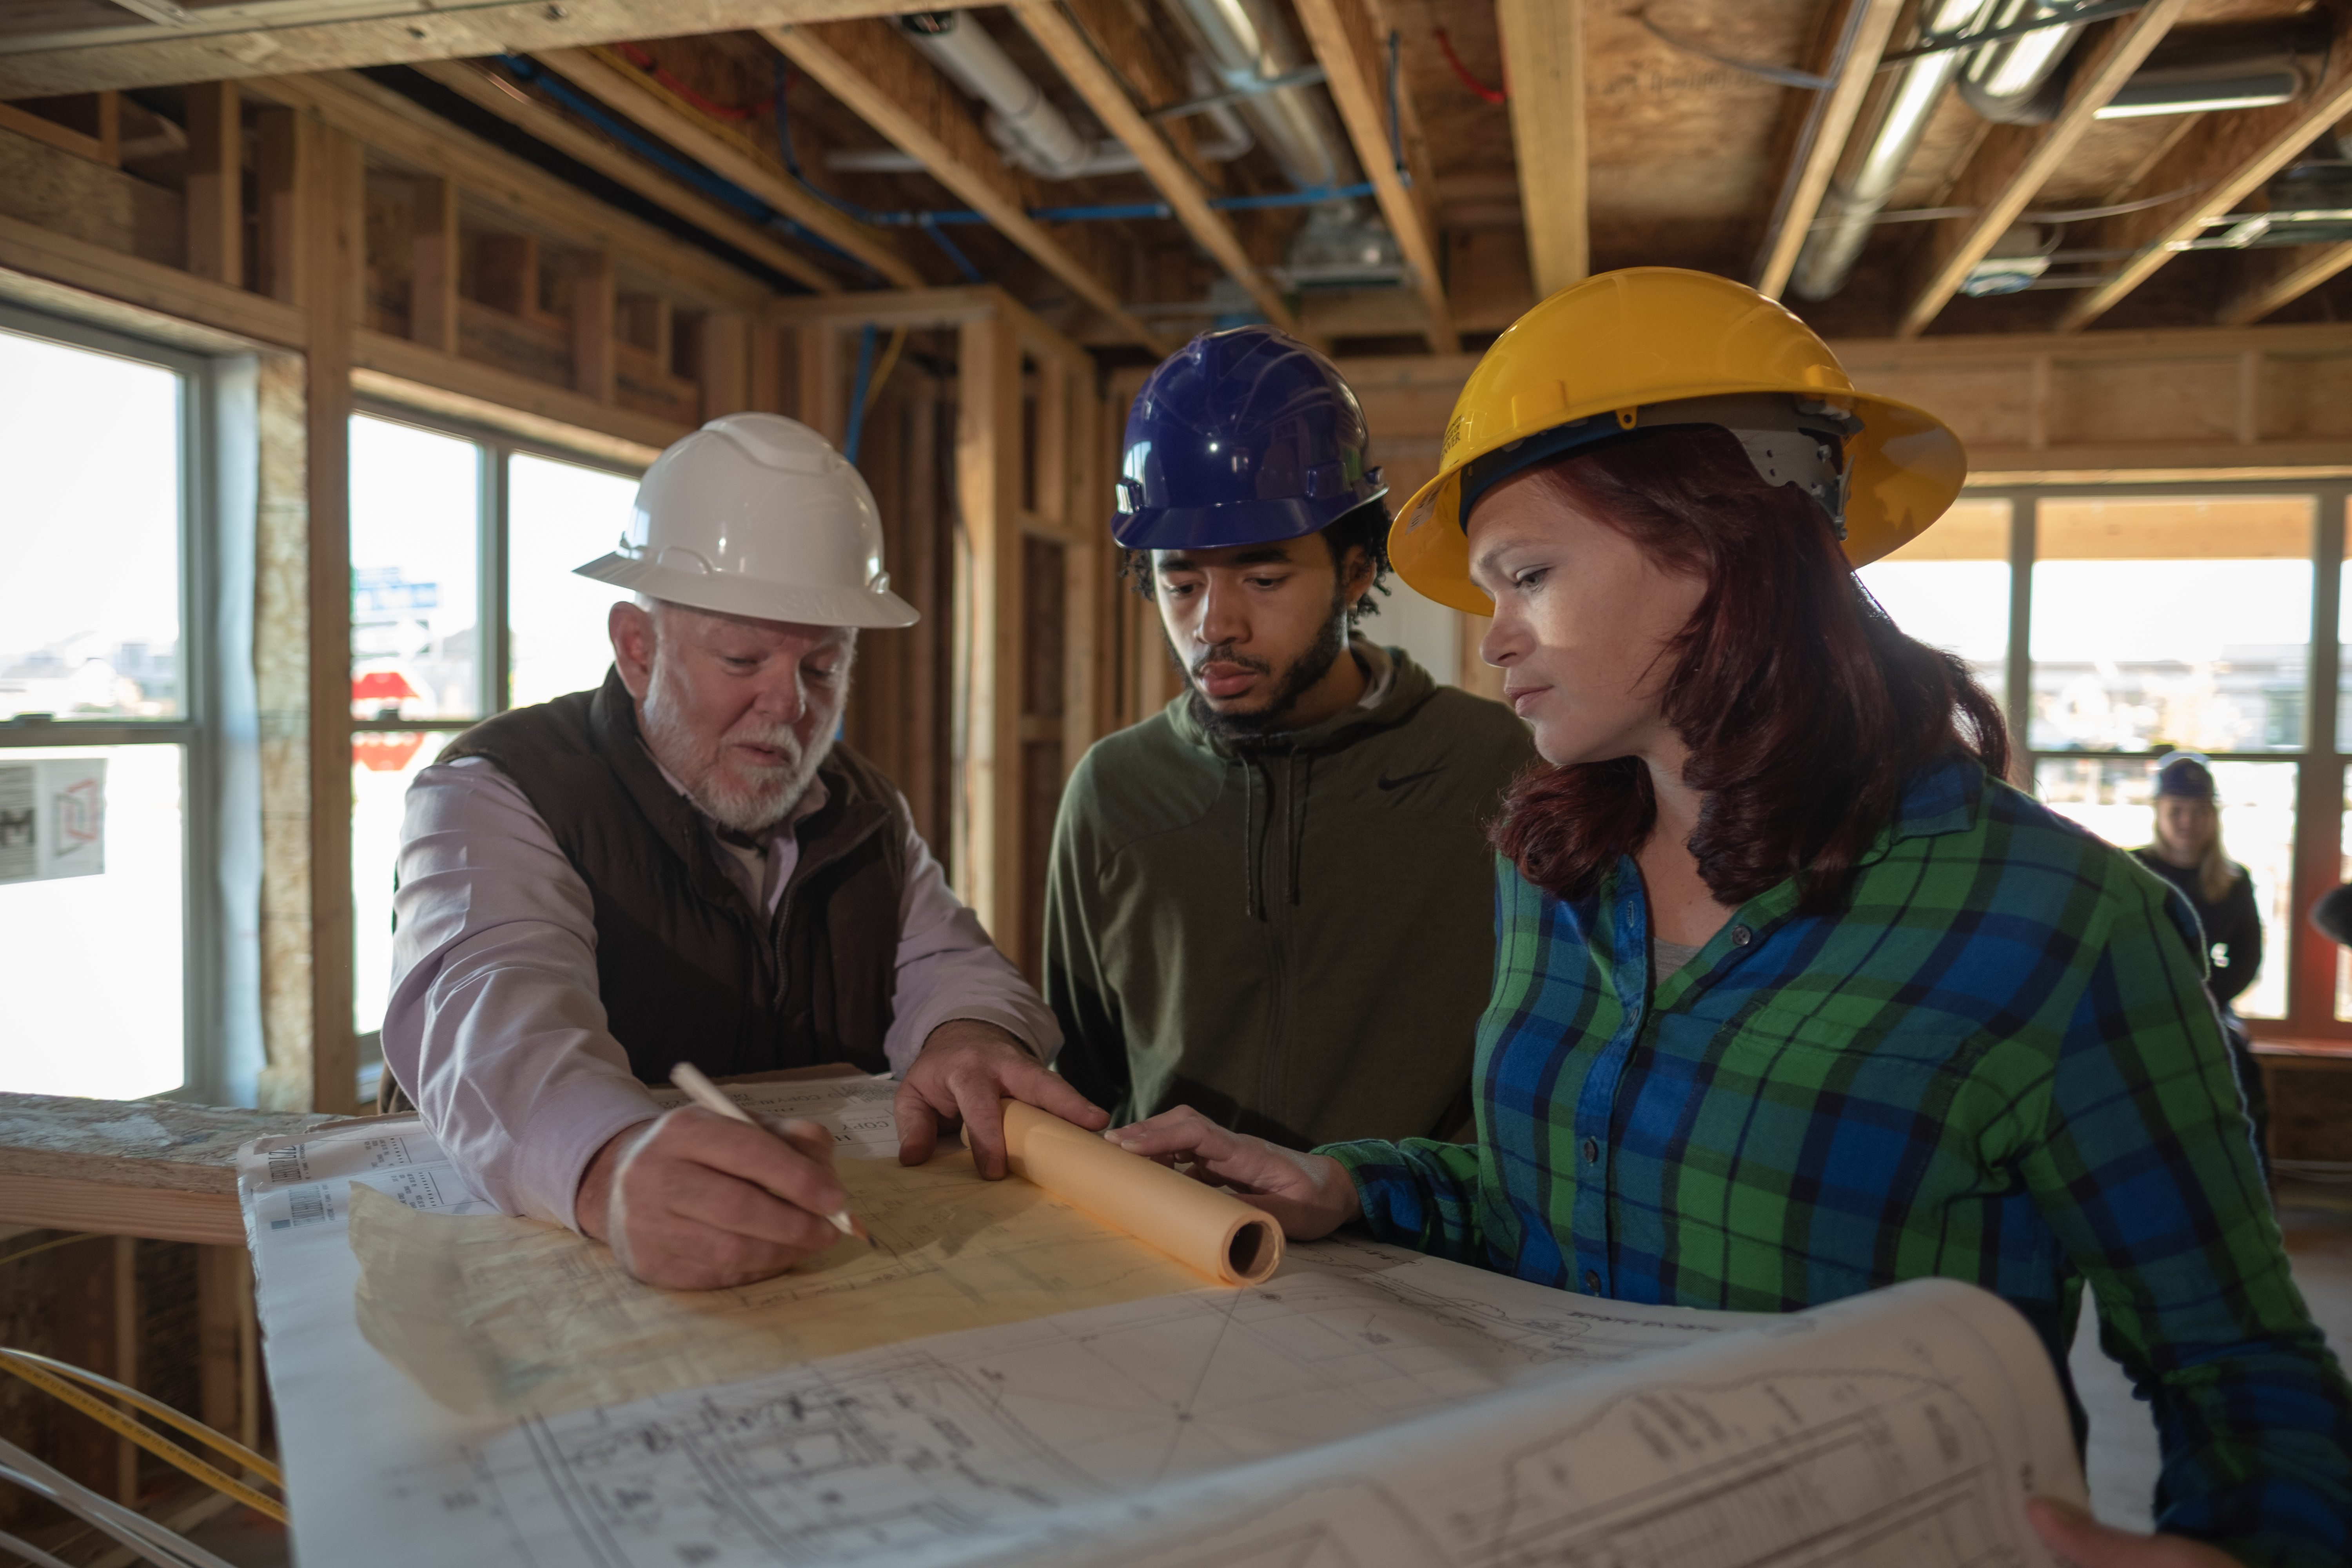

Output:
xmin=0 ymin=326 xmax=193 ymax=1099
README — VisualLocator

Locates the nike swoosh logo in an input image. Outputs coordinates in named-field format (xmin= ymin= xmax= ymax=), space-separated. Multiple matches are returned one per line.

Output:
xmin=1377 ymin=767 xmax=1445 ymax=791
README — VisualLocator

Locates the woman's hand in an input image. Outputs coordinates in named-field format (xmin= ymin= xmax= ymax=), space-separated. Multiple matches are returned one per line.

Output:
xmin=1105 ymin=1106 xmax=1363 ymax=1240
xmin=2026 ymin=1499 xmax=2242 ymax=1566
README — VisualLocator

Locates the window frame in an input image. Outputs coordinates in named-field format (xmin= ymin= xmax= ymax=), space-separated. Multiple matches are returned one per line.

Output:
xmin=345 ymin=398 xmax=644 ymax=1089
xmin=1949 ymin=476 xmax=2352 ymax=1039
xmin=0 ymin=302 xmax=236 ymax=1102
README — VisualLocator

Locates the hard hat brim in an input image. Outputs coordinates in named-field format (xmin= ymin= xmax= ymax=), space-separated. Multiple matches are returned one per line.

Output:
xmin=1111 ymin=486 xmax=1388 ymax=551
xmin=573 ymin=553 xmax=920 ymax=630
xmin=1389 ymin=390 xmax=1967 ymax=616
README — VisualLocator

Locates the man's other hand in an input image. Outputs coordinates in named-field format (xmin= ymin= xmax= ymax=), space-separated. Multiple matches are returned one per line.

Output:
xmin=896 ymin=1019 xmax=1107 ymax=1178
xmin=576 ymin=1105 xmax=845 ymax=1289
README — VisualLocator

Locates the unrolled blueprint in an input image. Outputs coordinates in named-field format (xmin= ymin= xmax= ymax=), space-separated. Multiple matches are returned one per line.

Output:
xmin=240 ymin=1074 xmax=2085 ymax=1568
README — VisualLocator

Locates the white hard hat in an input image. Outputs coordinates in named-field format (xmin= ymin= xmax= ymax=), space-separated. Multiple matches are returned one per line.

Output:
xmin=573 ymin=413 xmax=918 ymax=628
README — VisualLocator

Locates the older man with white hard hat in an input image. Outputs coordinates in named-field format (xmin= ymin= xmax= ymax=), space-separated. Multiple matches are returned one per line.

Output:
xmin=382 ymin=414 xmax=1102 ymax=1289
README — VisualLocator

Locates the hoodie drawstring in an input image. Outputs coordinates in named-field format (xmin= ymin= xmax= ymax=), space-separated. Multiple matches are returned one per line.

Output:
xmin=1288 ymin=752 xmax=1311 ymax=906
xmin=1241 ymin=755 xmax=1261 ymax=920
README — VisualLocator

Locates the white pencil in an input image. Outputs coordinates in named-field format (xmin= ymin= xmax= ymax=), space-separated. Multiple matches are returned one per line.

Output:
xmin=668 ymin=1062 xmax=874 ymax=1248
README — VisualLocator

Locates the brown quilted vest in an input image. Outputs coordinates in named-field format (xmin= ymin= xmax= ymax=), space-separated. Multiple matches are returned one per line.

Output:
xmin=429 ymin=667 xmax=907 ymax=1086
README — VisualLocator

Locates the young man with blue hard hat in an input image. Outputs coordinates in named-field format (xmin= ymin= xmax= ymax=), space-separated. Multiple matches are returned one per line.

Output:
xmin=1041 ymin=327 xmax=1535 ymax=1149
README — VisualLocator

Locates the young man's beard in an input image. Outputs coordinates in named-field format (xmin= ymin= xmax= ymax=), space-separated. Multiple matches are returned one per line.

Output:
xmin=1180 ymin=585 xmax=1352 ymax=741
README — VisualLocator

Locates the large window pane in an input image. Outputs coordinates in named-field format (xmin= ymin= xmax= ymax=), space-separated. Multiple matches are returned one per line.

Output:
xmin=2030 ymin=497 xmax=2312 ymax=754
xmin=1857 ymin=497 xmax=2010 ymax=700
xmin=509 ymin=453 xmax=638 ymax=708
xmin=350 ymin=414 xmax=481 ymax=721
xmin=2038 ymin=756 xmax=2295 ymax=1020
xmin=0 ymin=745 xmax=186 ymax=1096
xmin=0 ymin=329 xmax=183 ymax=720
xmin=353 ymin=731 xmax=454 ymax=1034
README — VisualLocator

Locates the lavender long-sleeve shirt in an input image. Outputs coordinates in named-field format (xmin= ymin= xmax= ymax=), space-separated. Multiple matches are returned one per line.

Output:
xmin=382 ymin=755 xmax=1059 ymax=1229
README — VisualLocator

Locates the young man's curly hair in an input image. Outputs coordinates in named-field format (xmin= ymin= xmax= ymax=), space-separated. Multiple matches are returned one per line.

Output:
xmin=1119 ymin=500 xmax=1394 ymax=621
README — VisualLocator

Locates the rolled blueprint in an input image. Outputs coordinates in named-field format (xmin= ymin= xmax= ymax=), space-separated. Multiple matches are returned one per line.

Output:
xmin=1001 ymin=1101 xmax=1283 ymax=1286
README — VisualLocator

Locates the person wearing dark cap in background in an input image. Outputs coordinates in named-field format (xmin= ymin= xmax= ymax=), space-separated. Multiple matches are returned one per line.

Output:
xmin=2132 ymin=751 xmax=2269 ymax=1180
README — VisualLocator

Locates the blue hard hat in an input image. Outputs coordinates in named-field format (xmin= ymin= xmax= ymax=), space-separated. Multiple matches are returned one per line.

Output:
xmin=1113 ymin=326 xmax=1387 ymax=549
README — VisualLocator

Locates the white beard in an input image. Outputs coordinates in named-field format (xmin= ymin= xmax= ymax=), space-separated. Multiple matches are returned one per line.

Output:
xmin=637 ymin=663 xmax=837 ymax=835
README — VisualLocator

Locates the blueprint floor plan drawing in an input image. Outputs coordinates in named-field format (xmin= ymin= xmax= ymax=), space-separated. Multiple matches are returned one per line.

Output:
xmin=240 ymin=1074 xmax=2087 ymax=1568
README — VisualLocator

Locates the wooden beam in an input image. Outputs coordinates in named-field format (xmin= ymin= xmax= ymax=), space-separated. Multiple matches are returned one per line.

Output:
xmin=354 ymin=330 xmax=679 ymax=458
xmin=1896 ymin=0 xmax=2190 ymax=339
xmin=955 ymin=311 xmax=1025 ymax=952
xmin=0 ymin=0 xmax=988 ymax=98
xmin=0 ymin=99 xmax=108 ymax=162
xmin=1013 ymin=0 xmax=1298 ymax=332
xmin=531 ymin=46 xmax=922 ymax=290
xmin=183 ymin=81 xmax=241 ymax=287
xmin=1494 ymin=0 xmax=1586 ymax=298
xmin=409 ymin=174 xmax=458 ymax=352
xmin=255 ymin=105 xmax=303 ymax=305
xmin=476 ymin=231 xmax=537 ymax=317
xmin=305 ymin=115 xmax=364 ymax=1116
xmin=250 ymin=70 xmax=773 ymax=309
xmin=0 ymin=212 xmax=305 ymax=347
xmin=2057 ymin=53 xmax=2352 ymax=332
xmin=2221 ymin=240 xmax=2352 ymax=327
xmin=410 ymin=57 xmax=842 ymax=296
xmin=762 ymin=20 xmax=1169 ymax=352
xmin=572 ymin=249 xmax=616 ymax=401
xmin=1294 ymin=0 xmax=1455 ymax=351
xmin=1751 ymin=0 xmax=1906 ymax=300
xmin=696 ymin=309 xmax=750 ymax=419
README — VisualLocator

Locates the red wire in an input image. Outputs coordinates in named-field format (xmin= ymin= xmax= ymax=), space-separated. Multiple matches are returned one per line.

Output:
xmin=1433 ymin=27 xmax=1506 ymax=105
xmin=614 ymin=40 xmax=776 ymax=120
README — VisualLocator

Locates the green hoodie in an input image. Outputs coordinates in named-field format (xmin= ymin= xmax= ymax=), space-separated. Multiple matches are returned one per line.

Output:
xmin=1043 ymin=641 xmax=1538 ymax=1149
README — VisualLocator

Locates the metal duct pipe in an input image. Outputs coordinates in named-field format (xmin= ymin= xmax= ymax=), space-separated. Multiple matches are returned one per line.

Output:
xmin=1959 ymin=0 xmax=2090 ymax=124
xmin=1160 ymin=0 xmax=1359 ymax=200
xmin=898 ymin=12 xmax=1096 ymax=180
xmin=1791 ymin=0 xmax=1994 ymax=301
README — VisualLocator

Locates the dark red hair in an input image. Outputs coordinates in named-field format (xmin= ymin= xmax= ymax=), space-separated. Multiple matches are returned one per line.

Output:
xmin=1488 ymin=426 xmax=2009 ymax=915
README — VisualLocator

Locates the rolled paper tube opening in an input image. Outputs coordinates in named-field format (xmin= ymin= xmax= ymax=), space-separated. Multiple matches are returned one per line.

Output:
xmin=1000 ymin=1100 xmax=1284 ymax=1286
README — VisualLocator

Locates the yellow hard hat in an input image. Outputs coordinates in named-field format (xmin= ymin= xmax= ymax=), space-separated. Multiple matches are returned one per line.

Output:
xmin=1390 ymin=268 xmax=1967 ymax=615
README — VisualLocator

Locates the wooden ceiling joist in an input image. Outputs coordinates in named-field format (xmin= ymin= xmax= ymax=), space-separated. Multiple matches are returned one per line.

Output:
xmin=1894 ymin=0 xmax=2190 ymax=340
xmin=2054 ymin=53 xmax=2352 ymax=332
xmin=759 ymin=20 xmax=1169 ymax=352
xmin=532 ymin=46 xmax=926 ymax=290
xmin=2220 ymin=240 xmax=2352 ymax=327
xmin=252 ymin=69 xmax=771 ymax=309
xmin=1493 ymin=0 xmax=1587 ymax=299
xmin=0 ymin=1 xmax=982 ymax=98
xmin=1751 ymin=0 xmax=1907 ymax=301
xmin=1011 ymin=0 xmax=1299 ymax=333
xmin=1294 ymin=0 xmax=1455 ymax=352
xmin=411 ymin=58 xmax=840 ymax=296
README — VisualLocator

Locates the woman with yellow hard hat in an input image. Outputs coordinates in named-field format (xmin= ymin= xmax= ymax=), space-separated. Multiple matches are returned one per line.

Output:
xmin=1107 ymin=269 xmax=2350 ymax=1566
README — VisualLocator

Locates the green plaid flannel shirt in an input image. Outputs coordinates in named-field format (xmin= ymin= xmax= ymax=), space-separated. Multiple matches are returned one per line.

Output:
xmin=1323 ymin=759 xmax=2351 ymax=1566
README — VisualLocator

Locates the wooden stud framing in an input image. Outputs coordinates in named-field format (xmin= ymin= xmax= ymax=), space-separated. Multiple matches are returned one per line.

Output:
xmin=955 ymin=311 xmax=1026 ymax=957
xmin=531 ymin=47 xmax=923 ymax=289
xmin=476 ymin=232 xmax=538 ymax=318
xmin=0 ymin=213 xmax=305 ymax=347
xmin=1013 ymin=0 xmax=1299 ymax=332
xmin=2221 ymin=240 xmax=2352 ymax=327
xmin=305 ymin=116 xmax=364 ymax=1116
xmin=252 ymin=70 xmax=771 ymax=310
xmin=1895 ymin=0 xmax=2190 ymax=339
xmin=255 ymin=107 xmax=303 ymax=305
xmin=2057 ymin=51 xmax=2352 ymax=332
xmin=1751 ymin=0 xmax=1907 ymax=301
xmin=410 ymin=58 xmax=842 ymax=296
xmin=409 ymin=175 xmax=459 ymax=353
xmin=1294 ymin=0 xmax=1456 ymax=351
xmin=573 ymin=249 xmax=617 ymax=402
xmin=0 ymin=0 xmax=983 ymax=98
xmin=761 ymin=20 xmax=1168 ymax=352
xmin=697 ymin=310 xmax=750 ymax=419
xmin=1494 ymin=0 xmax=1588 ymax=298
xmin=183 ymin=80 xmax=240 ymax=287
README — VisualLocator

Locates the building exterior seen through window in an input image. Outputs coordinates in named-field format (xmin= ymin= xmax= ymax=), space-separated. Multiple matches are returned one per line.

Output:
xmin=0 ymin=323 xmax=200 ymax=1100
xmin=348 ymin=412 xmax=638 ymax=1043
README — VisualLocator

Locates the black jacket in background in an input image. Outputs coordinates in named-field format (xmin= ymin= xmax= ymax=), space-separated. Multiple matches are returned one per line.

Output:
xmin=2131 ymin=847 xmax=2263 ymax=1012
